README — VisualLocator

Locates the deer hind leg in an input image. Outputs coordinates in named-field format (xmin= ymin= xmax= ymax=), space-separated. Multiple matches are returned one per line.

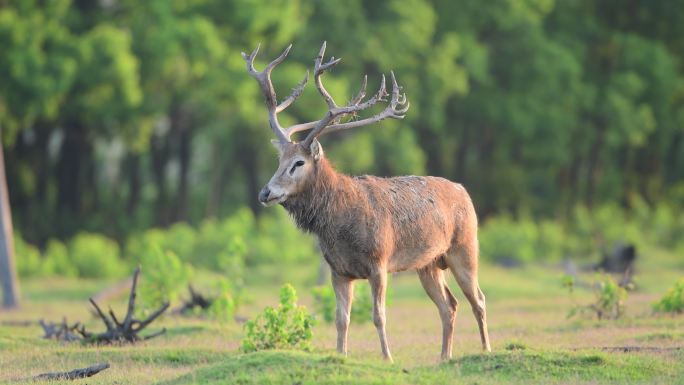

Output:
xmin=332 ymin=272 xmax=354 ymax=355
xmin=417 ymin=263 xmax=458 ymax=361
xmin=369 ymin=269 xmax=393 ymax=362
xmin=447 ymin=245 xmax=492 ymax=352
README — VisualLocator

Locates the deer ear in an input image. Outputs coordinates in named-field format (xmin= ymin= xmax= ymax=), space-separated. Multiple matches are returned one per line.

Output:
xmin=309 ymin=138 xmax=323 ymax=161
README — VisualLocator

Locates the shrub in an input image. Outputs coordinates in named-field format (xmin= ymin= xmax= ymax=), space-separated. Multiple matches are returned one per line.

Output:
xmin=42 ymin=239 xmax=77 ymax=277
xmin=206 ymin=278 xmax=238 ymax=322
xmin=241 ymin=284 xmax=315 ymax=353
xmin=311 ymin=282 xmax=376 ymax=324
xmin=248 ymin=207 xmax=319 ymax=266
xmin=125 ymin=211 xmax=250 ymax=273
xmin=69 ymin=232 xmax=126 ymax=278
xmin=479 ymin=215 xmax=538 ymax=264
xmin=653 ymin=278 xmax=684 ymax=314
xmin=14 ymin=234 xmax=42 ymax=277
xmin=567 ymin=274 xmax=628 ymax=320
xmin=138 ymin=246 xmax=192 ymax=312
xmin=311 ymin=285 xmax=336 ymax=323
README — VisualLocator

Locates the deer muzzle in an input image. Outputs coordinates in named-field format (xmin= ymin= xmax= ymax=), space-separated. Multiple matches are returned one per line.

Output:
xmin=258 ymin=185 xmax=285 ymax=207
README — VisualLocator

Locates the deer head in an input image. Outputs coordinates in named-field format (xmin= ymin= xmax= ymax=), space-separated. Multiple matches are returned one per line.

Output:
xmin=241 ymin=42 xmax=409 ymax=206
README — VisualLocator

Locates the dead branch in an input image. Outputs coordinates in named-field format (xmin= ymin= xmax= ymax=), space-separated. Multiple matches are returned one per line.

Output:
xmin=30 ymin=362 xmax=110 ymax=381
xmin=84 ymin=267 xmax=168 ymax=343
xmin=39 ymin=318 xmax=83 ymax=342
xmin=175 ymin=284 xmax=214 ymax=314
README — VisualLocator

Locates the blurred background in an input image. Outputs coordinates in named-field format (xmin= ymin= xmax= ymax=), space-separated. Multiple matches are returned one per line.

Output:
xmin=1 ymin=0 xmax=683 ymax=304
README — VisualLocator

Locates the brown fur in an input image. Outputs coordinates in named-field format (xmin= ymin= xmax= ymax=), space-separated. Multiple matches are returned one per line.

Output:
xmin=264 ymin=142 xmax=491 ymax=361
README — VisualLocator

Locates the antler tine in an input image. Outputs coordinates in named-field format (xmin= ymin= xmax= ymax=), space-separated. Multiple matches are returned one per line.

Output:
xmin=245 ymin=42 xmax=410 ymax=146
xmin=285 ymin=73 xmax=370 ymax=139
xmin=241 ymin=43 xmax=294 ymax=144
xmin=350 ymin=75 xmax=368 ymax=106
xmin=241 ymin=44 xmax=260 ymax=74
xmin=314 ymin=41 xmax=342 ymax=110
xmin=300 ymin=73 xmax=394 ymax=148
xmin=277 ymin=70 xmax=309 ymax=113
xmin=313 ymin=71 xmax=410 ymax=137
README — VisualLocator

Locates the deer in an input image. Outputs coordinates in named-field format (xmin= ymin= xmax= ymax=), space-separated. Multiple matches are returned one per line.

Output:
xmin=242 ymin=42 xmax=491 ymax=362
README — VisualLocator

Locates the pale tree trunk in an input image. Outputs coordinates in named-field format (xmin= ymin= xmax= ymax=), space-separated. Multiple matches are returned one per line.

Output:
xmin=0 ymin=137 xmax=20 ymax=308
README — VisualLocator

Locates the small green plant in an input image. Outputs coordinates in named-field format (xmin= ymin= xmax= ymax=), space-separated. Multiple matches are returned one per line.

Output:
xmin=653 ymin=278 xmax=684 ymax=314
xmin=138 ymin=246 xmax=192 ymax=312
xmin=561 ymin=274 xmax=575 ymax=293
xmin=311 ymin=285 xmax=336 ymax=323
xmin=312 ymin=283 xmax=375 ymax=324
xmin=241 ymin=284 xmax=315 ymax=353
xmin=206 ymin=278 xmax=240 ymax=322
xmin=505 ymin=340 xmax=528 ymax=351
xmin=567 ymin=274 xmax=628 ymax=320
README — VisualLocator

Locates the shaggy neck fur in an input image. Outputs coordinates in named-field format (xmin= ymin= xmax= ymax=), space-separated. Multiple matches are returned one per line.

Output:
xmin=281 ymin=157 xmax=358 ymax=236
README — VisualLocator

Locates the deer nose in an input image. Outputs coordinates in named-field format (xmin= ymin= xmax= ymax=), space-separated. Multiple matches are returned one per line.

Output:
xmin=258 ymin=186 xmax=271 ymax=204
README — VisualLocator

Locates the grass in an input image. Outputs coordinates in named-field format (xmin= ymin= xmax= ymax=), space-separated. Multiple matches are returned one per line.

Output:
xmin=0 ymin=247 xmax=682 ymax=384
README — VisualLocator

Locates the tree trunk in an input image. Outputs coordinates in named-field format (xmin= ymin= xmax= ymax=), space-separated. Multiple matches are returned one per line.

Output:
xmin=0 ymin=138 xmax=20 ymax=308
xmin=55 ymin=122 xmax=94 ymax=237
xmin=172 ymin=122 xmax=192 ymax=223
xmin=150 ymin=133 xmax=170 ymax=226
xmin=205 ymin=143 xmax=228 ymax=217
xmin=125 ymin=153 xmax=141 ymax=216
xmin=239 ymin=143 xmax=262 ymax=214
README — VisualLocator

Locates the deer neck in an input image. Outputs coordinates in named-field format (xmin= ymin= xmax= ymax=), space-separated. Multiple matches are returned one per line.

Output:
xmin=281 ymin=157 xmax=356 ymax=235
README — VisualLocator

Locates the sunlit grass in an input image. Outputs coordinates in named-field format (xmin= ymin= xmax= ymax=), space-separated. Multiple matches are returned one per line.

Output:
xmin=0 ymin=248 xmax=682 ymax=384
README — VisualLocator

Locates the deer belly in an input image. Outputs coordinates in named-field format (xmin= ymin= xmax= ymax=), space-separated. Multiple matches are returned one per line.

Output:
xmin=320 ymin=243 xmax=374 ymax=279
xmin=389 ymin=245 xmax=448 ymax=273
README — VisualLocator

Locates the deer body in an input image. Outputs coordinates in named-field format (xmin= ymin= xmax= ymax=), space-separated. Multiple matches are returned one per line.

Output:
xmin=284 ymin=157 xmax=473 ymax=278
xmin=243 ymin=42 xmax=491 ymax=362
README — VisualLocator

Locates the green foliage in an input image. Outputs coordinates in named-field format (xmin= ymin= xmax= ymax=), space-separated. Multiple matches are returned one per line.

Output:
xmin=138 ymin=246 xmax=192 ymax=311
xmin=248 ymin=207 xmax=318 ymax=266
xmin=567 ymin=274 xmax=628 ymax=320
xmin=504 ymin=340 xmax=528 ymax=351
xmin=68 ymin=232 xmax=126 ymax=278
xmin=241 ymin=284 xmax=315 ymax=353
xmin=311 ymin=283 xmax=376 ymax=325
xmin=3 ymin=0 xmax=684 ymax=253
xmin=479 ymin=215 xmax=566 ymax=264
xmin=13 ymin=233 xmax=42 ymax=278
xmin=206 ymin=278 xmax=238 ymax=323
xmin=653 ymin=278 xmax=684 ymax=314
xmin=42 ymin=239 xmax=77 ymax=278
xmin=311 ymin=285 xmax=336 ymax=323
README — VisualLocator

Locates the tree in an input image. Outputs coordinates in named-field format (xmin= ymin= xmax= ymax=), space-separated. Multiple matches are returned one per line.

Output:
xmin=0 ymin=133 xmax=19 ymax=308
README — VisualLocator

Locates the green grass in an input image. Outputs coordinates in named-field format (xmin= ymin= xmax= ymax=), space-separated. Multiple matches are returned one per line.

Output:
xmin=155 ymin=349 xmax=683 ymax=385
xmin=1 ymin=248 xmax=683 ymax=384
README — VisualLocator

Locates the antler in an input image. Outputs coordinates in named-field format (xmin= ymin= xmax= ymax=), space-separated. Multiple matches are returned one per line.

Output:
xmin=241 ymin=44 xmax=309 ymax=144
xmin=242 ymin=42 xmax=409 ymax=147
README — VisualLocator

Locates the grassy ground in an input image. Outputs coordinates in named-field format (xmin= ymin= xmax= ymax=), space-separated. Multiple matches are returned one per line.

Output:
xmin=0 ymin=248 xmax=682 ymax=384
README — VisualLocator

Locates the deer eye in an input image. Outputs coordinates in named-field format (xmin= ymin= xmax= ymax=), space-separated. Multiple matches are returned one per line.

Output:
xmin=290 ymin=160 xmax=305 ymax=174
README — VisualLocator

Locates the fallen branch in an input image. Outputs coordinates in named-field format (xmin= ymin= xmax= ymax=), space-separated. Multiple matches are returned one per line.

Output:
xmin=31 ymin=362 xmax=110 ymax=381
xmin=175 ymin=285 xmax=214 ymax=314
xmin=81 ymin=267 xmax=169 ymax=343
xmin=39 ymin=318 xmax=84 ymax=341
xmin=571 ymin=346 xmax=683 ymax=353
xmin=598 ymin=346 xmax=683 ymax=353
xmin=0 ymin=319 xmax=34 ymax=327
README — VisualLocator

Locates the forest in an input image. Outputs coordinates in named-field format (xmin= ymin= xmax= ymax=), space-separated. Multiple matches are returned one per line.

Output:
xmin=0 ymin=1 xmax=683 ymax=384
xmin=2 ymin=0 xmax=682 ymax=246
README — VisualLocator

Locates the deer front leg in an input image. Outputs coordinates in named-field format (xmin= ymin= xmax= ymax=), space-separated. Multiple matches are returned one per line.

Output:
xmin=332 ymin=272 xmax=354 ymax=355
xmin=369 ymin=269 xmax=393 ymax=362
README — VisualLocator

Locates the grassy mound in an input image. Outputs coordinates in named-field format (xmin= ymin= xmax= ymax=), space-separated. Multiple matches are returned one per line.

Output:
xmin=156 ymin=349 xmax=680 ymax=385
